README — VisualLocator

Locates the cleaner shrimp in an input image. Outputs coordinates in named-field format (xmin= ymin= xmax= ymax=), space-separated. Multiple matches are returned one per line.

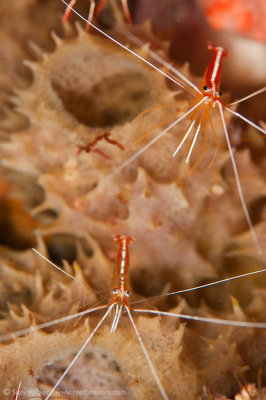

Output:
xmin=59 ymin=0 xmax=266 ymax=257
xmin=1 ymin=236 xmax=266 ymax=399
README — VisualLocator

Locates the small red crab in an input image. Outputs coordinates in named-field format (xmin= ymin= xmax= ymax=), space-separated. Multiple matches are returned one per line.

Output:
xmin=77 ymin=132 xmax=124 ymax=159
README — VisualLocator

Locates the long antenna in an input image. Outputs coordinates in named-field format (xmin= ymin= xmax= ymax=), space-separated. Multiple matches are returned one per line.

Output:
xmin=227 ymin=86 xmax=266 ymax=106
xmin=132 ymin=266 xmax=266 ymax=305
xmin=45 ymin=304 xmax=114 ymax=400
xmin=218 ymin=102 xmax=262 ymax=255
xmin=225 ymin=107 xmax=266 ymax=136
xmin=116 ymin=26 xmax=201 ymax=96
xmin=102 ymin=98 xmax=205 ymax=183
xmin=0 ymin=305 xmax=108 ymax=343
xmin=133 ymin=309 xmax=266 ymax=329
xmin=126 ymin=306 xmax=169 ymax=400
xmin=32 ymin=248 xmax=82 ymax=284
xmin=59 ymin=0 xmax=190 ymax=92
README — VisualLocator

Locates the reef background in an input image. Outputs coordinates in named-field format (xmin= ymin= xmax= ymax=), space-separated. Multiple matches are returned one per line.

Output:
xmin=0 ymin=0 xmax=266 ymax=399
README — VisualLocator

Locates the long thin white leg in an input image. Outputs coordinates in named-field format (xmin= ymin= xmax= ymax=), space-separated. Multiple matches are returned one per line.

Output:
xmin=133 ymin=309 xmax=266 ymax=329
xmin=86 ymin=0 xmax=96 ymax=29
xmin=218 ymin=102 xmax=262 ymax=255
xmin=131 ymin=266 xmax=266 ymax=306
xmin=227 ymin=86 xmax=266 ymax=106
xmin=0 ymin=305 xmax=108 ymax=343
xmin=32 ymin=248 xmax=81 ymax=284
xmin=172 ymin=120 xmax=195 ymax=157
xmin=121 ymin=0 xmax=132 ymax=24
xmin=63 ymin=0 xmax=78 ymax=22
xmin=185 ymin=123 xmax=201 ymax=163
xmin=32 ymin=248 xmax=105 ymax=304
xmin=103 ymin=98 xmax=206 ymax=182
xmin=111 ymin=303 xmax=123 ymax=333
xmin=126 ymin=307 xmax=169 ymax=400
xmin=225 ymin=107 xmax=266 ymax=136
xmin=59 ymin=0 xmax=190 ymax=92
xmin=45 ymin=304 xmax=114 ymax=400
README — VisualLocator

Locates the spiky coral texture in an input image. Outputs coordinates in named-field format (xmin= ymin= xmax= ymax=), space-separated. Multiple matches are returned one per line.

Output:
xmin=0 ymin=1 xmax=266 ymax=399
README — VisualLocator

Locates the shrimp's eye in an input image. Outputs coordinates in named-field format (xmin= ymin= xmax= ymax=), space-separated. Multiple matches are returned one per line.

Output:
xmin=125 ymin=290 xmax=130 ymax=297
xmin=113 ymin=288 xmax=119 ymax=295
xmin=217 ymin=90 xmax=223 ymax=97
xmin=203 ymin=85 xmax=209 ymax=92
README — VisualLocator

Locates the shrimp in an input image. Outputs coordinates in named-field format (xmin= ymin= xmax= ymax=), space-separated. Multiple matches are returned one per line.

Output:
xmin=1 ymin=2 xmax=265 ymax=398
xmin=63 ymin=0 xmax=132 ymax=30
xmin=59 ymin=0 xmax=266 ymax=256
xmin=2 ymin=237 xmax=266 ymax=399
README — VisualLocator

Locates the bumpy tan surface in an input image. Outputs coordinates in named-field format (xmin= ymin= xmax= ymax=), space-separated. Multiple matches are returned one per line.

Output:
xmin=0 ymin=1 xmax=266 ymax=399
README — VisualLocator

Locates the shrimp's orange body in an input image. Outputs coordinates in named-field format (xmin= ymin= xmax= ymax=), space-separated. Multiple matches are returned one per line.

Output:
xmin=110 ymin=235 xmax=134 ymax=311
xmin=201 ymin=43 xmax=228 ymax=101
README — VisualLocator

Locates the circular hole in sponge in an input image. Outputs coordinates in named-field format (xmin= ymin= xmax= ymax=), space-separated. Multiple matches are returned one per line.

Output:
xmin=52 ymin=51 xmax=152 ymax=128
